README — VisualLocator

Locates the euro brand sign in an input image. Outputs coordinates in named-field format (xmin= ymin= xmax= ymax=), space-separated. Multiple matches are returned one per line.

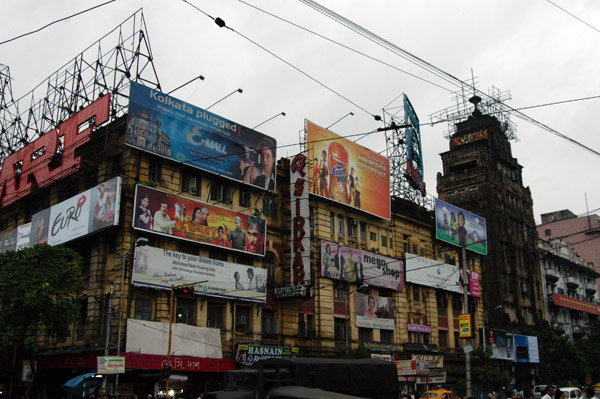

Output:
xmin=0 ymin=95 xmax=111 ymax=207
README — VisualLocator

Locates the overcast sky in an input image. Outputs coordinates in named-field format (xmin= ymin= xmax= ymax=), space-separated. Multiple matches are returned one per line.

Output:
xmin=1 ymin=0 xmax=599 ymax=224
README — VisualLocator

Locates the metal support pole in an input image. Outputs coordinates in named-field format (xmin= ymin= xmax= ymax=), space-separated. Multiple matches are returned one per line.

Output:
xmin=462 ymin=247 xmax=472 ymax=398
xmin=345 ymin=290 xmax=349 ymax=355
xmin=166 ymin=286 xmax=175 ymax=395
xmin=103 ymin=286 xmax=114 ymax=393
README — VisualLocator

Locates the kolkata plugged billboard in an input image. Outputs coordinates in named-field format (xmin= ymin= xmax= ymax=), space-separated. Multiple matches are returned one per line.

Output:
xmin=0 ymin=177 xmax=121 ymax=252
xmin=355 ymin=293 xmax=395 ymax=330
xmin=133 ymin=185 xmax=267 ymax=256
xmin=434 ymin=198 xmax=487 ymax=255
xmin=306 ymin=120 xmax=391 ymax=219
xmin=320 ymin=240 xmax=403 ymax=291
xmin=126 ymin=82 xmax=277 ymax=191
xmin=131 ymin=245 xmax=267 ymax=303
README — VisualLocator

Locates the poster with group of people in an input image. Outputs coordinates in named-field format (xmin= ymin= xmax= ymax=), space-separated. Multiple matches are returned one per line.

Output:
xmin=132 ymin=185 xmax=267 ymax=256
xmin=320 ymin=240 xmax=404 ymax=292
xmin=125 ymin=82 xmax=277 ymax=192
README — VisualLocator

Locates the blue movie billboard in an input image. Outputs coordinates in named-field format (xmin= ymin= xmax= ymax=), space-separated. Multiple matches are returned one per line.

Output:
xmin=434 ymin=198 xmax=487 ymax=255
xmin=126 ymin=82 xmax=277 ymax=191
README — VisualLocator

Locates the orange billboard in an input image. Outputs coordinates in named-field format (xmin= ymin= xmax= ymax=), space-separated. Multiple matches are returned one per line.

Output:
xmin=306 ymin=120 xmax=390 ymax=219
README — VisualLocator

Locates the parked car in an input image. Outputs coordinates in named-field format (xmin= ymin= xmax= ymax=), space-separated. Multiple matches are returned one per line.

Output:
xmin=422 ymin=389 xmax=456 ymax=399
xmin=559 ymin=388 xmax=582 ymax=399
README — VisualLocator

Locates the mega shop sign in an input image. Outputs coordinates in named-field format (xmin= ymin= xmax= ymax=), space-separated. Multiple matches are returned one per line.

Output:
xmin=0 ymin=94 xmax=110 ymax=207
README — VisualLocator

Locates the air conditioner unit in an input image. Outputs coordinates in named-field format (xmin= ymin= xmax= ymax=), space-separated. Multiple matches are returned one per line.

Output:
xmin=188 ymin=177 xmax=198 ymax=195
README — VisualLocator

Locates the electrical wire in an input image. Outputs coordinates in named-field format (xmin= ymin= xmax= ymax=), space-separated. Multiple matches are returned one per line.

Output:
xmin=0 ymin=0 xmax=118 ymax=46
xmin=545 ymin=0 xmax=600 ymax=35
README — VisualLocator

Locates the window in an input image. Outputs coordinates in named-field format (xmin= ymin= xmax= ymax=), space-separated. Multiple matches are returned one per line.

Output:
xmin=412 ymin=286 xmax=420 ymax=302
xmin=148 ymin=158 xmax=161 ymax=182
xmin=235 ymin=306 xmax=250 ymax=332
xmin=176 ymin=298 xmax=195 ymax=325
xmin=338 ymin=215 xmax=345 ymax=236
xmin=263 ymin=193 xmax=278 ymax=219
xmin=454 ymin=332 xmax=460 ymax=348
xmin=207 ymin=304 xmax=224 ymax=329
xmin=307 ymin=314 xmax=315 ymax=336
xmin=182 ymin=172 xmax=200 ymax=195
xmin=360 ymin=221 xmax=367 ymax=242
xmin=545 ymin=229 xmax=551 ymax=237
xmin=209 ymin=249 xmax=228 ymax=262
xmin=447 ymin=192 xmax=454 ymax=203
xmin=134 ymin=297 xmax=152 ymax=321
xmin=358 ymin=328 xmax=371 ymax=342
xmin=469 ymin=186 xmax=477 ymax=199
xmin=381 ymin=236 xmax=387 ymax=247
xmin=263 ymin=252 xmax=276 ymax=285
xmin=210 ymin=179 xmax=232 ymax=203
xmin=77 ymin=297 xmax=88 ymax=340
xmin=458 ymin=190 xmax=465 ymax=201
xmin=334 ymin=282 xmax=347 ymax=300
xmin=179 ymin=243 xmax=199 ymax=256
xmin=237 ymin=255 xmax=254 ymax=266
xmin=380 ymin=329 xmax=394 ymax=344
xmin=439 ymin=330 xmax=448 ymax=349
xmin=330 ymin=212 xmax=335 ymax=234
xmin=334 ymin=318 xmax=348 ymax=340
xmin=262 ymin=309 xmax=278 ymax=334
xmin=370 ymin=231 xmax=377 ymax=241
xmin=239 ymin=186 xmax=250 ymax=208
xmin=436 ymin=292 xmax=448 ymax=312
xmin=298 ymin=314 xmax=306 ymax=337
xmin=348 ymin=218 xmax=357 ymax=238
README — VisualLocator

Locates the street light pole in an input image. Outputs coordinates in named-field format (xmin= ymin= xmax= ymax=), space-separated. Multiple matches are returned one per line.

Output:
xmin=165 ymin=280 xmax=208 ymax=396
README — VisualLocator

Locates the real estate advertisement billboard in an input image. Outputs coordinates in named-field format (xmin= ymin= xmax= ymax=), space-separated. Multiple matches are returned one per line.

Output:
xmin=355 ymin=293 xmax=395 ymax=330
xmin=133 ymin=185 xmax=266 ymax=256
xmin=434 ymin=198 xmax=487 ymax=255
xmin=405 ymin=253 xmax=480 ymax=297
xmin=131 ymin=245 xmax=267 ymax=303
xmin=306 ymin=120 xmax=390 ymax=219
xmin=0 ymin=177 xmax=121 ymax=251
xmin=126 ymin=82 xmax=277 ymax=191
xmin=320 ymin=240 xmax=403 ymax=291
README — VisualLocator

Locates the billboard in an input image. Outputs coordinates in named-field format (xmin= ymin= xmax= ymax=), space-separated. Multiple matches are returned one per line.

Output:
xmin=236 ymin=345 xmax=299 ymax=366
xmin=306 ymin=120 xmax=390 ymax=219
xmin=434 ymin=198 xmax=487 ymax=255
xmin=405 ymin=253 xmax=480 ymax=297
xmin=404 ymin=95 xmax=426 ymax=196
xmin=482 ymin=328 xmax=513 ymax=361
xmin=126 ymin=82 xmax=277 ymax=191
xmin=0 ymin=177 xmax=121 ymax=251
xmin=513 ymin=334 xmax=539 ymax=363
xmin=290 ymin=152 xmax=311 ymax=286
xmin=320 ymin=240 xmax=403 ymax=291
xmin=131 ymin=245 xmax=267 ymax=302
xmin=355 ymin=293 xmax=395 ymax=330
xmin=133 ymin=185 xmax=266 ymax=256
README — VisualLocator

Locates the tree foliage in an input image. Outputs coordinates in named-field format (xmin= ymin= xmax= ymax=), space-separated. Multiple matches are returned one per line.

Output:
xmin=471 ymin=347 xmax=510 ymax=392
xmin=0 ymin=244 xmax=84 ymax=352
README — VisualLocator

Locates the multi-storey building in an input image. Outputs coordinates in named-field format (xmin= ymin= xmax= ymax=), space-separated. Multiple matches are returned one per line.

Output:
xmin=538 ymin=236 xmax=599 ymax=340
xmin=0 ymin=84 xmax=487 ymax=398
xmin=435 ymin=102 xmax=546 ymax=388
xmin=538 ymin=210 xmax=600 ymax=293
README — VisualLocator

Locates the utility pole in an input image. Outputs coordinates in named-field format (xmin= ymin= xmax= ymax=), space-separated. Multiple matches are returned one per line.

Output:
xmin=102 ymin=286 xmax=114 ymax=394
xmin=462 ymin=247 xmax=472 ymax=398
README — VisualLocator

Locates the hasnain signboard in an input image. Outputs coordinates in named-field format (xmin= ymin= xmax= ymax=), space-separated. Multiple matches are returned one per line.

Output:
xmin=434 ymin=198 xmax=487 ymax=255
xmin=126 ymin=82 xmax=277 ymax=191
xmin=306 ymin=120 xmax=390 ymax=219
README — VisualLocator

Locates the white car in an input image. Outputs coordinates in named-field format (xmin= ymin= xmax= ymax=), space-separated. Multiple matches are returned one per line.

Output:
xmin=533 ymin=386 xmax=548 ymax=399
xmin=560 ymin=388 xmax=583 ymax=399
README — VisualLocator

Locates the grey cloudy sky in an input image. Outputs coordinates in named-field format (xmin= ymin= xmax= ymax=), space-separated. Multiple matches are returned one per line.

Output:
xmin=1 ymin=0 xmax=599 ymax=224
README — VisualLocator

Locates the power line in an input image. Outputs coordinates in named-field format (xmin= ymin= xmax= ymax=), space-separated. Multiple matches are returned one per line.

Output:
xmin=0 ymin=0 xmax=117 ymax=46
xmin=545 ymin=0 xmax=600 ymax=35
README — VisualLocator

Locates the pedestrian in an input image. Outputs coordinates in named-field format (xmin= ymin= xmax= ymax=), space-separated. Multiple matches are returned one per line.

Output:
xmin=542 ymin=386 xmax=555 ymax=399
xmin=555 ymin=389 xmax=565 ymax=399
xmin=582 ymin=388 xmax=596 ymax=399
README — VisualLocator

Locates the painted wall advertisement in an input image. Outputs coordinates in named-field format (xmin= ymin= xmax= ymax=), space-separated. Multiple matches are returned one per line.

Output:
xmin=306 ymin=120 xmax=391 ymax=220
xmin=290 ymin=152 xmax=311 ymax=286
xmin=355 ymin=293 xmax=395 ymax=330
xmin=131 ymin=245 xmax=267 ymax=302
xmin=235 ymin=345 xmax=298 ymax=366
xmin=133 ymin=185 xmax=266 ymax=256
xmin=320 ymin=240 xmax=404 ymax=291
xmin=405 ymin=253 xmax=480 ymax=297
xmin=126 ymin=82 xmax=277 ymax=191
xmin=434 ymin=197 xmax=487 ymax=255
xmin=0 ymin=177 xmax=121 ymax=252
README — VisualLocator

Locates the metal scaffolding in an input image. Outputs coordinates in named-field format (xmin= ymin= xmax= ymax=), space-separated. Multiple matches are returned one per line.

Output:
xmin=0 ymin=9 xmax=161 ymax=162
